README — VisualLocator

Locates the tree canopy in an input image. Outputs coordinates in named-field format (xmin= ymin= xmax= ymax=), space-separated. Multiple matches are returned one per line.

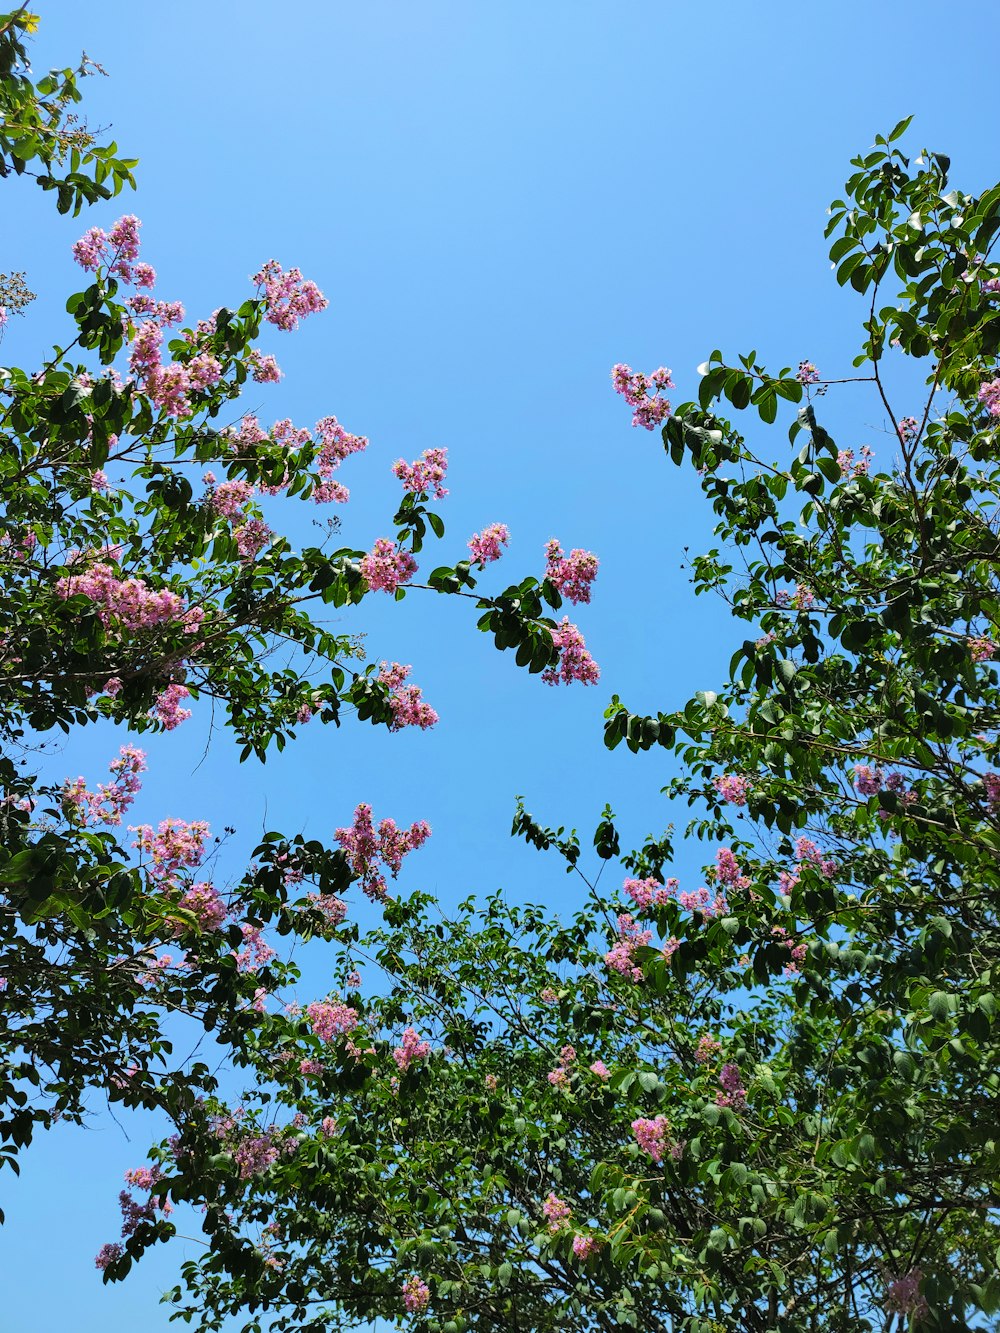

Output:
xmin=4 ymin=11 xmax=1000 ymax=1333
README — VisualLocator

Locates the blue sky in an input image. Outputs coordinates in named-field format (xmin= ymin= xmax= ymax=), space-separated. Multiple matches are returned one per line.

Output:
xmin=3 ymin=2 xmax=998 ymax=1329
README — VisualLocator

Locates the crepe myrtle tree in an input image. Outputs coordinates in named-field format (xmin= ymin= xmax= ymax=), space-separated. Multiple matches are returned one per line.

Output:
xmin=0 ymin=8 xmax=601 ymax=1230
xmin=116 ymin=126 xmax=1000 ymax=1333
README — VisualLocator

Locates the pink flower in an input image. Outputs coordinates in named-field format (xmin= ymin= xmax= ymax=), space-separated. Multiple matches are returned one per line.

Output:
xmin=152 ymin=683 xmax=192 ymax=731
xmin=541 ymin=1192 xmax=572 ymax=1232
xmin=378 ymin=661 xmax=439 ymax=730
xmin=315 ymin=415 xmax=368 ymax=475
xmin=104 ymin=677 xmax=123 ymax=697
xmin=91 ymin=469 xmax=110 ymax=492
xmin=392 ymin=447 xmax=448 ymax=499
xmin=544 ymin=539 xmax=599 ymax=605
xmin=796 ymin=360 xmax=820 ymax=385
xmin=978 ymin=379 xmax=1000 ymax=417
xmin=248 ymin=350 xmax=282 ymax=383
xmin=234 ymin=518 xmax=272 ymax=560
xmin=897 ymin=415 xmax=920 ymax=442
xmin=605 ymin=913 xmax=651 ymax=982
xmin=94 ymin=1242 xmax=123 ymax=1271
xmin=360 ymin=539 xmax=417 ymax=594
xmin=542 ymin=618 xmax=600 ymax=686
xmin=306 ymin=999 xmax=360 ymax=1041
xmin=611 ymin=362 xmax=673 ymax=429
xmin=631 ymin=1114 xmax=669 ymax=1164
xmin=589 ymin=1059 xmax=611 ymax=1080
xmin=211 ymin=479 xmax=254 ymax=519
xmin=334 ymin=802 xmax=431 ymax=901
xmin=319 ymin=1116 xmax=338 ymax=1137
xmin=176 ymin=882 xmax=228 ymax=933
xmin=312 ymin=479 xmax=350 ymax=504
xmin=131 ymin=817 xmax=210 ymax=883
xmin=252 ymin=259 xmax=328 ymax=331
xmin=853 ymin=764 xmax=883 ymax=797
xmin=970 ymin=635 xmax=995 ymax=662
xmin=695 ymin=1034 xmax=722 ymax=1064
xmin=306 ymin=892 xmax=348 ymax=927
xmin=392 ymin=1027 xmax=431 ymax=1073
xmin=885 ymin=1269 xmax=928 ymax=1319
xmin=73 ymin=226 xmax=108 ymax=271
xmin=716 ymin=1061 xmax=747 ymax=1110
xmin=468 ymin=522 xmax=510 ymax=566
xmin=572 ymin=1235 xmax=602 ymax=1260
xmin=233 ymin=923 xmax=277 ymax=973
xmin=713 ymin=774 xmax=751 ymax=806
xmin=401 ymin=1275 xmax=430 ymax=1313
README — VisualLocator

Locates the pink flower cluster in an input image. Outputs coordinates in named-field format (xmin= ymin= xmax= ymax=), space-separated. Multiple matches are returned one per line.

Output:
xmin=211 ymin=479 xmax=254 ymax=519
xmin=605 ymin=913 xmax=652 ymax=982
xmin=547 ymin=1043 xmax=576 ymax=1087
xmin=131 ymin=818 xmax=210 ymax=884
xmin=970 ymin=635 xmax=995 ymax=662
xmin=401 ymin=1275 xmax=430 ymax=1313
xmin=315 ymin=414 xmax=368 ymax=487
xmin=541 ymin=1192 xmax=572 ymax=1232
xmin=572 ymin=1235 xmax=602 ymax=1260
xmin=335 ymin=802 xmax=431 ymax=901
xmin=306 ymin=999 xmax=360 ymax=1041
xmin=175 ymin=882 xmax=228 ymax=933
xmin=611 ymin=363 xmax=673 ymax=430
xmin=392 ymin=447 xmax=448 ymax=499
xmin=393 ymin=1026 xmax=431 ymax=1073
xmin=771 ymin=924 xmax=808 ymax=976
xmin=715 ymin=847 xmax=751 ymax=893
xmin=252 ymin=260 xmax=328 ymax=331
xmin=695 ymin=1034 xmax=722 ymax=1064
xmin=378 ymin=661 xmax=439 ymax=731
xmin=897 ymin=415 xmax=920 ymax=443
xmin=234 ymin=518 xmax=272 ymax=561
xmin=978 ymin=379 xmax=1000 ymax=417
xmin=468 ymin=522 xmax=509 ymax=566
xmin=777 ymin=837 xmax=837 ymax=895
xmin=72 ymin=214 xmax=144 ymax=281
xmin=542 ymin=618 xmax=600 ymax=686
xmin=233 ymin=1131 xmax=284 ymax=1180
xmin=128 ymin=318 xmax=222 ymax=419
xmin=63 ymin=745 xmax=146 ymax=827
xmin=248 ymin=350 xmax=282 ymax=383
xmin=306 ymin=892 xmax=348 ymax=927
xmin=94 ymin=1241 xmax=123 ymax=1271
xmin=360 ymin=538 xmax=417 ymax=594
xmin=234 ymin=923 xmax=277 ymax=973
xmin=631 ymin=1114 xmax=669 ymax=1164
xmin=590 ymin=1059 xmax=611 ymax=1080
xmin=837 ymin=445 xmax=874 ymax=477
xmin=714 ymin=773 xmax=751 ymax=806
xmin=55 ymin=562 xmax=204 ymax=637
xmin=152 ymin=683 xmax=191 ymax=731
xmin=885 ymin=1269 xmax=928 ymax=1319
xmin=796 ymin=361 xmax=820 ymax=385
xmin=716 ymin=1061 xmax=747 ymax=1110
xmin=544 ymin=539 xmax=598 ymax=605
xmin=984 ymin=773 xmax=1000 ymax=808
xmin=623 ymin=877 xmax=678 ymax=912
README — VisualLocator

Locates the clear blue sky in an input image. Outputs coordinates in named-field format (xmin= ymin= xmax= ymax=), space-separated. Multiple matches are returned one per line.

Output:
xmin=3 ymin=2 xmax=998 ymax=1329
